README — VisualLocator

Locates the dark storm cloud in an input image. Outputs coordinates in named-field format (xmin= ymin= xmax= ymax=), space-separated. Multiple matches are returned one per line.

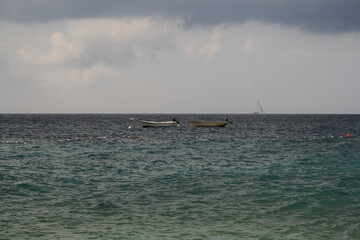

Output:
xmin=1 ymin=0 xmax=360 ymax=33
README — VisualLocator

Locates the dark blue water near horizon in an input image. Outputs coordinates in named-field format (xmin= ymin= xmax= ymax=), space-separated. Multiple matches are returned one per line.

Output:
xmin=1 ymin=114 xmax=359 ymax=239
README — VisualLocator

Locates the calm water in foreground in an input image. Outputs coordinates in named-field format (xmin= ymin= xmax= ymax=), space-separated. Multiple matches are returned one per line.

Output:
xmin=1 ymin=114 xmax=359 ymax=239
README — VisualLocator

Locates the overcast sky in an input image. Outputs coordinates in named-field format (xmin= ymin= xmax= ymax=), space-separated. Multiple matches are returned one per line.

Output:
xmin=1 ymin=0 xmax=359 ymax=113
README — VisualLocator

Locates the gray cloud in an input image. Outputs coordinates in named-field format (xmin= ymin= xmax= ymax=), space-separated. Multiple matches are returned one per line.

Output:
xmin=1 ymin=16 xmax=360 ymax=113
xmin=1 ymin=0 xmax=360 ymax=33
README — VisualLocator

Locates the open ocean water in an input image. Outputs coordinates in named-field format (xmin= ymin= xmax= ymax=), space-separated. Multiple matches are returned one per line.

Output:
xmin=0 ymin=114 xmax=359 ymax=240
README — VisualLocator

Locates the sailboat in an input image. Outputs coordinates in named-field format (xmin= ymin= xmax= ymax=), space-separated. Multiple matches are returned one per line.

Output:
xmin=254 ymin=101 xmax=264 ymax=114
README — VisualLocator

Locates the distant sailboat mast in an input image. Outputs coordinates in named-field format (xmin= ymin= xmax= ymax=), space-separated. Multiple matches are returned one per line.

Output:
xmin=255 ymin=101 xmax=264 ymax=114
xmin=258 ymin=101 xmax=264 ymax=114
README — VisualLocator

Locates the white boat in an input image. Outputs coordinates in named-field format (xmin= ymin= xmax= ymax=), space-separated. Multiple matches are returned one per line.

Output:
xmin=254 ymin=101 xmax=264 ymax=114
xmin=188 ymin=118 xmax=232 ymax=127
xmin=140 ymin=118 xmax=180 ymax=128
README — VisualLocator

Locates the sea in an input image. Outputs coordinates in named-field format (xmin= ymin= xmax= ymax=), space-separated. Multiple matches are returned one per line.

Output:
xmin=0 ymin=114 xmax=359 ymax=240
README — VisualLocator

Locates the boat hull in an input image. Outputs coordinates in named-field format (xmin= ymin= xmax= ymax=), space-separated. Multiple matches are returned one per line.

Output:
xmin=140 ymin=120 xmax=178 ymax=128
xmin=188 ymin=121 xmax=229 ymax=127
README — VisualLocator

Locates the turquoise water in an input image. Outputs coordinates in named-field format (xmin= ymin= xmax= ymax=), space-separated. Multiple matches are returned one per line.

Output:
xmin=1 ymin=114 xmax=359 ymax=239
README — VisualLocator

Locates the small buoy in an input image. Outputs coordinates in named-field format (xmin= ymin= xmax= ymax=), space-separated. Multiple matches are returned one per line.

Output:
xmin=131 ymin=135 xmax=135 ymax=139
xmin=346 ymin=134 xmax=351 ymax=138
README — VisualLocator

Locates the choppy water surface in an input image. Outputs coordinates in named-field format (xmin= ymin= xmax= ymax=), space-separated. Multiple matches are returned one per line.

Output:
xmin=1 ymin=114 xmax=359 ymax=239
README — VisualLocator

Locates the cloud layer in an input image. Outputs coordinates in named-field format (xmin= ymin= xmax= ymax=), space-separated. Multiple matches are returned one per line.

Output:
xmin=1 ymin=1 xmax=360 ymax=113
xmin=2 ymin=17 xmax=360 ymax=113
xmin=1 ymin=0 xmax=360 ymax=33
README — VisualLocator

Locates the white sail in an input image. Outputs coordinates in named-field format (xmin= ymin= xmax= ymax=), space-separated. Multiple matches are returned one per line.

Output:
xmin=259 ymin=103 xmax=264 ymax=113
xmin=255 ymin=101 xmax=264 ymax=114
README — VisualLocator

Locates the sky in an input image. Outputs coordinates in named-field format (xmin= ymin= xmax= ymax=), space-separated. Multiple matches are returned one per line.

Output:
xmin=1 ymin=0 xmax=360 ymax=114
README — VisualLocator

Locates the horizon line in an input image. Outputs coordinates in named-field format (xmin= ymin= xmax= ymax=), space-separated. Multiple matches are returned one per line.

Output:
xmin=1 ymin=112 xmax=359 ymax=115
